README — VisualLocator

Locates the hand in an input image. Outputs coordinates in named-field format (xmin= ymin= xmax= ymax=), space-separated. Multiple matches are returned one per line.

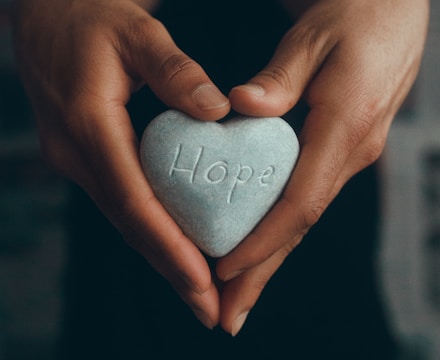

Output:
xmin=12 ymin=0 xmax=231 ymax=329
xmin=217 ymin=0 xmax=429 ymax=335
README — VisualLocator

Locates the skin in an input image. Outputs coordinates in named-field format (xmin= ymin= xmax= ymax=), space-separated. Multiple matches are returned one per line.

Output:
xmin=12 ymin=0 xmax=429 ymax=336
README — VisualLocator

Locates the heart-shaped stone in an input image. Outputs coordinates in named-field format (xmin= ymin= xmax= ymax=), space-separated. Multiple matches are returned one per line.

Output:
xmin=140 ymin=110 xmax=299 ymax=257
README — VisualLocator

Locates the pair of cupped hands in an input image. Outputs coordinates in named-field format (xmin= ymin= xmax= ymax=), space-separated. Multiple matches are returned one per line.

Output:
xmin=12 ymin=0 xmax=428 ymax=336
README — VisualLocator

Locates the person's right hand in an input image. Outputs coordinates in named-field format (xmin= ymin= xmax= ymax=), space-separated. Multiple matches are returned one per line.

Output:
xmin=12 ymin=0 xmax=231 ymax=329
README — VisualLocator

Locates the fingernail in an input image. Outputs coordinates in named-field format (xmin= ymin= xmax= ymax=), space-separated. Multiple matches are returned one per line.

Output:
xmin=235 ymin=83 xmax=265 ymax=97
xmin=193 ymin=309 xmax=215 ymax=330
xmin=192 ymin=84 xmax=229 ymax=110
xmin=231 ymin=311 xmax=249 ymax=337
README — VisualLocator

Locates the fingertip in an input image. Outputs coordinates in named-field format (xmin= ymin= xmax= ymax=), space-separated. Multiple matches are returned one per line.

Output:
xmin=230 ymin=311 xmax=249 ymax=337
xmin=219 ymin=277 xmax=252 ymax=336
xmin=229 ymin=82 xmax=293 ymax=117
xmin=193 ymin=308 xmax=216 ymax=330
xmin=191 ymin=84 xmax=229 ymax=112
xmin=190 ymin=280 xmax=221 ymax=329
xmin=228 ymin=84 xmax=264 ymax=116
xmin=232 ymin=83 xmax=266 ymax=97
xmin=189 ymin=84 xmax=231 ymax=121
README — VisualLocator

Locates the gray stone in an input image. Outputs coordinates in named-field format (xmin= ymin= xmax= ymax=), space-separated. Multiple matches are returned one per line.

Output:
xmin=140 ymin=110 xmax=299 ymax=257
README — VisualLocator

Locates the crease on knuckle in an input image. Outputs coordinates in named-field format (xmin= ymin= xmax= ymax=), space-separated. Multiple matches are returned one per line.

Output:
xmin=254 ymin=276 xmax=268 ymax=293
xmin=253 ymin=275 xmax=270 ymax=292
xmin=159 ymin=53 xmax=200 ymax=83
xmin=298 ymin=196 xmax=327 ymax=231
xmin=259 ymin=64 xmax=292 ymax=94
xmin=280 ymin=236 xmax=302 ymax=259
xmin=278 ymin=193 xmax=324 ymax=236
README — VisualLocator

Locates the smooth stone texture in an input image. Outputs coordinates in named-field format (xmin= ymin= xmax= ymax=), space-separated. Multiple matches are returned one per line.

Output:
xmin=140 ymin=110 xmax=299 ymax=257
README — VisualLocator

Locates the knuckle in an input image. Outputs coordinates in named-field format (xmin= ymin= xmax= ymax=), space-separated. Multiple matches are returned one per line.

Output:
xmin=272 ymin=237 xmax=303 ymax=268
xmin=299 ymin=197 xmax=327 ymax=230
xmin=280 ymin=194 xmax=325 ymax=233
xmin=159 ymin=53 xmax=200 ymax=83
xmin=254 ymin=277 xmax=268 ymax=292
xmin=362 ymin=134 xmax=387 ymax=165
xmin=259 ymin=64 xmax=292 ymax=93
xmin=284 ymin=23 xmax=333 ymax=67
xmin=281 ymin=237 xmax=302 ymax=258
xmin=356 ymin=97 xmax=381 ymax=135
xmin=252 ymin=269 xmax=273 ymax=293
xmin=257 ymin=64 xmax=297 ymax=111
xmin=123 ymin=14 xmax=163 ymax=47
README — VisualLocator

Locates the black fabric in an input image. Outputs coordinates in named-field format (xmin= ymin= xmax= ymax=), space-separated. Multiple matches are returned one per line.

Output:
xmin=57 ymin=1 xmax=397 ymax=359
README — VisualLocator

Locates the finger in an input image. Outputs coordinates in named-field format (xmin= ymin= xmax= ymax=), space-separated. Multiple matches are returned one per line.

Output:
xmin=45 ymin=83 xmax=220 ymax=327
xmin=220 ymin=244 xmax=292 ymax=336
xmin=217 ymin=42 xmax=389 ymax=281
xmin=228 ymin=8 xmax=338 ymax=117
xmin=35 ymin=12 xmax=223 ymax=328
xmin=216 ymin=110 xmax=346 ymax=281
xmin=92 ymin=105 xmax=221 ymax=328
xmin=116 ymin=9 xmax=230 ymax=120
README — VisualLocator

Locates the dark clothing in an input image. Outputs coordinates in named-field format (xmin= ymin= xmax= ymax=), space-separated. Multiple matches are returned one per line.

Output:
xmin=57 ymin=1 xmax=396 ymax=359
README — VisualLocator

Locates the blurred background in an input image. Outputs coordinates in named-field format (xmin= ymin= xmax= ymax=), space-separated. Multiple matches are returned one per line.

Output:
xmin=0 ymin=1 xmax=69 ymax=359
xmin=0 ymin=1 xmax=439 ymax=359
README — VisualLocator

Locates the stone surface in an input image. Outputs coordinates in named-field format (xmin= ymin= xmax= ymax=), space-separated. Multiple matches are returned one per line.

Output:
xmin=140 ymin=110 xmax=299 ymax=257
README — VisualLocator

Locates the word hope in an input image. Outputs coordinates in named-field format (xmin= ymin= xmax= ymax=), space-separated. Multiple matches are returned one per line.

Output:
xmin=169 ymin=144 xmax=275 ymax=204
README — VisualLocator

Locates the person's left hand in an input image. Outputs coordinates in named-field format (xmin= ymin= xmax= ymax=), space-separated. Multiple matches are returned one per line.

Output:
xmin=216 ymin=0 xmax=429 ymax=336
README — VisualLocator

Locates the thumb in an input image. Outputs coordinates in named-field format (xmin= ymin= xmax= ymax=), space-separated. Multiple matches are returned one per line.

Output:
xmin=119 ymin=14 xmax=230 ymax=120
xmin=228 ymin=23 xmax=337 ymax=117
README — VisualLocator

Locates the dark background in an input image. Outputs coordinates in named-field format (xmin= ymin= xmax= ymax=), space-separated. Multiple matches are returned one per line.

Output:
xmin=0 ymin=1 xmax=439 ymax=359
